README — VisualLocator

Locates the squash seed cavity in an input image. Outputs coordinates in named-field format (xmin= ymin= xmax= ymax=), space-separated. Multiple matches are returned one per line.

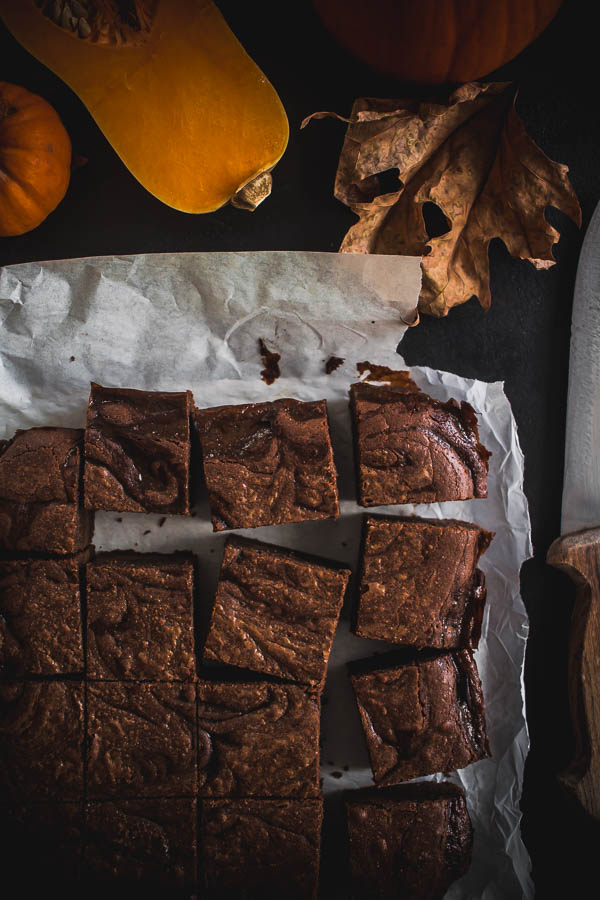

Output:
xmin=35 ymin=0 xmax=156 ymax=46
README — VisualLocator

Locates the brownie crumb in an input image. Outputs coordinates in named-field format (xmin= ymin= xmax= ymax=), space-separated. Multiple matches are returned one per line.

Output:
xmin=143 ymin=529 xmax=151 ymax=535
xmin=330 ymin=771 xmax=343 ymax=779
xmin=158 ymin=517 xmax=167 ymax=528
xmin=69 ymin=356 xmax=76 ymax=362
xmin=115 ymin=517 xmax=122 ymax=523
xmin=259 ymin=339 xmax=281 ymax=385
xmin=356 ymin=361 xmax=418 ymax=390
xmin=325 ymin=355 xmax=344 ymax=374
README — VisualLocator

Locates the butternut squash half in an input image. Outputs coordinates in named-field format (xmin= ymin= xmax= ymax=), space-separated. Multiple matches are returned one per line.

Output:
xmin=0 ymin=1 xmax=289 ymax=212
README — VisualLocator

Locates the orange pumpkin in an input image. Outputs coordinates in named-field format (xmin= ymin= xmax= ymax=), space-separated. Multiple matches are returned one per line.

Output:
xmin=314 ymin=0 xmax=563 ymax=84
xmin=0 ymin=82 xmax=72 ymax=237
xmin=0 ymin=1 xmax=288 ymax=215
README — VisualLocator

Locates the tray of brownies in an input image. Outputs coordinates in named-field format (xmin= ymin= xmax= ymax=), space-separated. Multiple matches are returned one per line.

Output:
xmin=0 ymin=251 xmax=532 ymax=899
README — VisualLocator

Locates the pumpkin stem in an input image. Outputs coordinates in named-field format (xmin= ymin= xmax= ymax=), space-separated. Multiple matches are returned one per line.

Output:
xmin=231 ymin=171 xmax=273 ymax=212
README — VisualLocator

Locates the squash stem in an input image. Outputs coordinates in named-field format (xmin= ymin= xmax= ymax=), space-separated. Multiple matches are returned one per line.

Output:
xmin=231 ymin=171 xmax=273 ymax=211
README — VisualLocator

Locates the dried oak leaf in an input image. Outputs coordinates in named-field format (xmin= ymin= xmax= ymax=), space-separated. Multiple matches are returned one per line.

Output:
xmin=303 ymin=82 xmax=581 ymax=316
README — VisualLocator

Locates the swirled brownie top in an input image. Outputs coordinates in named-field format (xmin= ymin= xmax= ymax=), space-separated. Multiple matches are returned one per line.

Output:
xmin=84 ymin=798 xmax=197 ymax=891
xmin=0 ymin=427 xmax=92 ymax=555
xmin=196 ymin=680 xmax=320 ymax=798
xmin=350 ymin=650 xmax=490 ymax=784
xmin=193 ymin=398 xmax=339 ymax=531
xmin=84 ymin=383 xmax=192 ymax=516
xmin=355 ymin=515 xmax=494 ymax=649
xmin=86 ymin=682 xmax=197 ymax=799
xmin=0 ymin=557 xmax=83 ymax=678
xmin=86 ymin=551 xmax=196 ymax=682
xmin=350 ymin=382 xmax=490 ymax=506
xmin=203 ymin=536 xmax=350 ymax=687
xmin=200 ymin=798 xmax=322 ymax=900
xmin=345 ymin=782 xmax=472 ymax=900
xmin=0 ymin=680 xmax=84 ymax=801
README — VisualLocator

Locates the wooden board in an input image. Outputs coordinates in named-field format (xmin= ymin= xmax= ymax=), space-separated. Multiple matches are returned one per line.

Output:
xmin=548 ymin=526 xmax=600 ymax=819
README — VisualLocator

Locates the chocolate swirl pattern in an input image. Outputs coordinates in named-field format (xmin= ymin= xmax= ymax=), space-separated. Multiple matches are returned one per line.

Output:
xmin=86 ymin=552 xmax=195 ymax=681
xmin=0 ymin=427 xmax=92 ymax=554
xmin=84 ymin=798 xmax=197 ymax=888
xmin=356 ymin=515 xmax=493 ymax=649
xmin=200 ymin=798 xmax=323 ymax=899
xmin=346 ymin=783 xmax=473 ymax=900
xmin=0 ymin=681 xmax=84 ymax=800
xmin=194 ymin=398 xmax=339 ymax=531
xmin=84 ymin=383 xmax=192 ymax=515
xmin=0 ymin=558 xmax=83 ymax=677
xmin=351 ymin=651 xmax=490 ymax=784
xmin=350 ymin=382 xmax=491 ymax=506
xmin=196 ymin=681 xmax=320 ymax=797
xmin=203 ymin=536 xmax=350 ymax=687
xmin=86 ymin=682 xmax=197 ymax=798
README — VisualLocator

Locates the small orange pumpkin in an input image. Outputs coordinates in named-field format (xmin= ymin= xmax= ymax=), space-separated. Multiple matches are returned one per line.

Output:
xmin=0 ymin=82 xmax=72 ymax=237
xmin=314 ymin=0 xmax=563 ymax=84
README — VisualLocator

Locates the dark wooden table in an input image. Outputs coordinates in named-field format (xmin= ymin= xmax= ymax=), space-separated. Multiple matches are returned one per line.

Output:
xmin=1 ymin=2 xmax=599 ymax=895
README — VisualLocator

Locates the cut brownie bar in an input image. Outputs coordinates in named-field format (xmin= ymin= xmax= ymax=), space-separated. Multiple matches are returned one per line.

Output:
xmin=203 ymin=536 xmax=350 ymax=687
xmin=1 ymin=802 xmax=83 ymax=890
xmin=84 ymin=798 xmax=197 ymax=892
xmin=345 ymin=782 xmax=472 ymax=900
xmin=350 ymin=382 xmax=490 ymax=506
xmin=197 ymin=680 xmax=320 ymax=797
xmin=0 ymin=557 xmax=83 ymax=677
xmin=355 ymin=515 xmax=494 ymax=649
xmin=84 ymin=383 xmax=192 ymax=516
xmin=200 ymin=798 xmax=322 ymax=900
xmin=86 ymin=682 xmax=197 ymax=799
xmin=0 ymin=681 xmax=84 ymax=800
xmin=350 ymin=651 xmax=490 ymax=783
xmin=193 ymin=398 xmax=339 ymax=531
xmin=0 ymin=427 xmax=93 ymax=555
xmin=86 ymin=552 xmax=195 ymax=681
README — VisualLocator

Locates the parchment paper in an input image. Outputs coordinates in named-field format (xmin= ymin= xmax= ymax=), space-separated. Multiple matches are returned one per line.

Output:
xmin=0 ymin=251 xmax=532 ymax=899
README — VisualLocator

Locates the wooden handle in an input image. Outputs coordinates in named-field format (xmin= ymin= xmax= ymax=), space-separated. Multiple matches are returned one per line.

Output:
xmin=547 ymin=526 xmax=600 ymax=818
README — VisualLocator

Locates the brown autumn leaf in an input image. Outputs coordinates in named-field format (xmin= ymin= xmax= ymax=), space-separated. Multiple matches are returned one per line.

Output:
xmin=302 ymin=82 xmax=581 ymax=316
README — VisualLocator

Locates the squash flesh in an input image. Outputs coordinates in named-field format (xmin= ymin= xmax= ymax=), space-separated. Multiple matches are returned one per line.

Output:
xmin=0 ymin=0 xmax=289 ymax=213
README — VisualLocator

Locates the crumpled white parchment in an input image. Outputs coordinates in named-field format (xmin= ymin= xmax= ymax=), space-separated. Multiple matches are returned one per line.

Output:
xmin=0 ymin=251 xmax=532 ymax=899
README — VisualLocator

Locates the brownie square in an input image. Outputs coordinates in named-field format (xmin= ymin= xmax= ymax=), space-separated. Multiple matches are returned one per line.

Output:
xmin=84 ymin=798 xmax=197 ymax=892
xmin=203 ymin=536 xmax=350 ymax=687
xmin=350 ymin=651 xmax=490 ymax=783
xmin=0 ymin=427 xmax=93 ymax=555
xmin=84 ymin=383 xmax=192 ymax=516
xmin=193 ymin=397 xmax=339 ymax=531
xmin=197 ymin=680 xmax=320 ymax=797
xmin=350 ymin=382 xmax=490 ymax=506
xmin=200 ymin=798 xmax=322 ymax=900
xmin=0 ymin=681 xmax=84 ymax=800
xmin=1 ymin=802 xmax=83 ymax=889
xmin=345 ymin=783 xmax=472 ymax=900
xmin=355 ymin=515 xmax=494 ymax=649
xmin=86 ymin=682 xmax=197 ymax=799
xmin=0 ymin=557 xmax=83 ymax=677
xmin=86 ymin=551 xmax=195 ymax=681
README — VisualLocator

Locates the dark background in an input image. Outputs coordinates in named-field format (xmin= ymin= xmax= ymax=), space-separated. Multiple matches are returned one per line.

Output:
xmin=1 ymin=1 xmax=599 ymax=895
